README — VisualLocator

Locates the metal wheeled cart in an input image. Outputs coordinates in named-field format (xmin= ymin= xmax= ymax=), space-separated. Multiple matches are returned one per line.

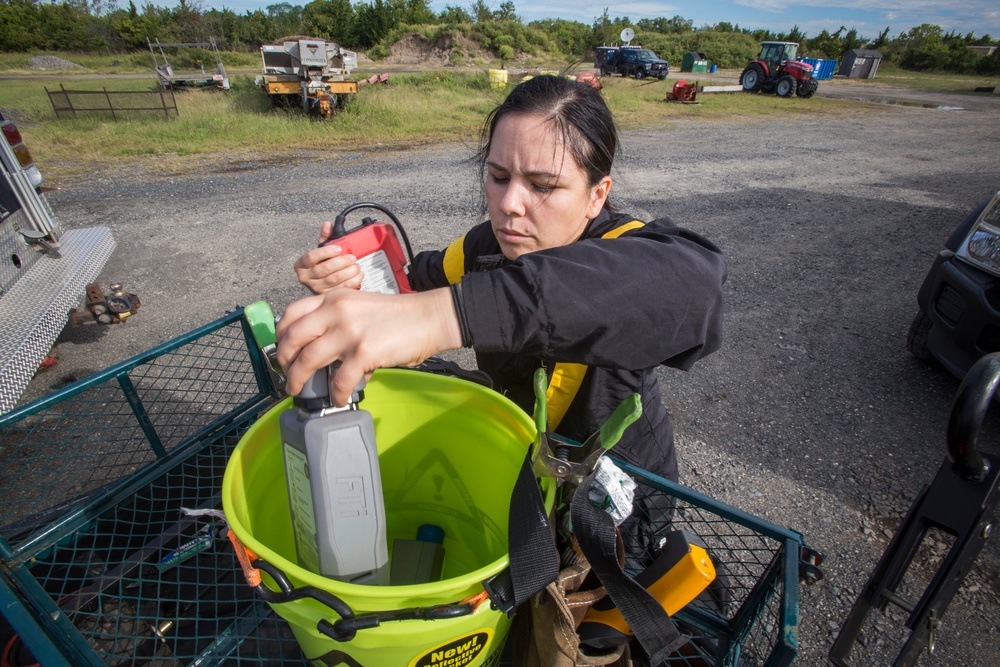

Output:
xmin=1 ymin=308 xmax=820 ymax=666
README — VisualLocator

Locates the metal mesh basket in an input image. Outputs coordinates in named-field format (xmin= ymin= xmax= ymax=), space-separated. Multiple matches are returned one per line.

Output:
xmin=614 ymin=460 xmax=814 ymax=667
xmin=0 ymin=309 xmax=815 ymax=666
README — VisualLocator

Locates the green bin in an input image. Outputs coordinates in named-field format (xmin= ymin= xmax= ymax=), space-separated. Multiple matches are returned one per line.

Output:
xmin=681 ymin=51 xmax=710 ymax=73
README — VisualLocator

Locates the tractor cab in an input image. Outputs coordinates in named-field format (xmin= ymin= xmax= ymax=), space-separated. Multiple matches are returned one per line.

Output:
xmin=758 ymin=42 xmax=798 ymax=74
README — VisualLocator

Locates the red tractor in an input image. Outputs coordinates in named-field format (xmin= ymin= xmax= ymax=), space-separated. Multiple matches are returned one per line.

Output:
xmin=740 ymin=41 xmax=818 ymax=98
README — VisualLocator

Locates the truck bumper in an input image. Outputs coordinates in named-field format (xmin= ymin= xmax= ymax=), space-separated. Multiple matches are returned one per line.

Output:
xmin=0 ymin=226 xmax=116 ymax=413
xmin=919 ymin=250 xmax=1000 ymax=379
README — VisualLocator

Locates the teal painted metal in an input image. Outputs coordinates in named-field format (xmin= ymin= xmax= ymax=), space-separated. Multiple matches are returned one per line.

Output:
xmin=614 ymin=458 xmax=815 ymax=666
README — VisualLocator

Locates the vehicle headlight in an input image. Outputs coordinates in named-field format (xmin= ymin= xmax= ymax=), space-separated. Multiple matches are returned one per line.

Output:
xmin=956 ymin=191 xmax=1000 ymax=275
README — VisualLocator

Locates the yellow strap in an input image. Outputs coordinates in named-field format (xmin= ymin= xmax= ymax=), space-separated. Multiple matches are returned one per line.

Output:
xmin=545 ymin=363 xmax=588 ymax=430
xmin=442 ymin=234 xmax=467 ymax=285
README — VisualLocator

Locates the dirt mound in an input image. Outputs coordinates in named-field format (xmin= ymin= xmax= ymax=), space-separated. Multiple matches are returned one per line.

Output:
xmin=382 ymin=32 xmax=492 ymax=65
xmin=28 ymin=55 xmax=83 ymax=70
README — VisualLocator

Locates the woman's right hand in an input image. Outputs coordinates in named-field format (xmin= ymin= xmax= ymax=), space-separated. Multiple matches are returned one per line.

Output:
xmin=294 ymin=220 xmax=363 ymax=294
xmin=275 ymin=287 xmax=463 ymax=405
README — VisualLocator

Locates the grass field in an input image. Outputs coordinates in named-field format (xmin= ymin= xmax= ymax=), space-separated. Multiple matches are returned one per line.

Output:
xmin=4 ymin=49 xmax=988 ymax=182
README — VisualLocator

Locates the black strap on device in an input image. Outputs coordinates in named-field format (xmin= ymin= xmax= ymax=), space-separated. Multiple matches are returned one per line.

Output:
xmin=571 ymin=469 xmax=686 ymax=664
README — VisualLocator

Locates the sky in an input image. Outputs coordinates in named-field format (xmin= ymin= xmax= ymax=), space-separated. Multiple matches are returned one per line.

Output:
xmin=202 ymin=1 xmax=1000 ymax=41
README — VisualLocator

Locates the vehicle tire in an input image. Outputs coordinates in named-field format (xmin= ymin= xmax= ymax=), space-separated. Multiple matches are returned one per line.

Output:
xmin=796 ymin=79 xmax=818 ymax=98
xmin=740 ymin=64 xmax=764 ymax=92
xmin=601 ymin=66 xmax=610 ymax=76
xmin=634 ymin=69 xmax=646 ymax=80
xmin=907 ymin=311 xmax=936 ymax=363
xmin=775 ymin=74 xmax=797 ymax=97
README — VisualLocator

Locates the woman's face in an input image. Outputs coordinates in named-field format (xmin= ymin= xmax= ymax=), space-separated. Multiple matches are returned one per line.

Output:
xmin=486 ymin=113 xmax=612 ymax=260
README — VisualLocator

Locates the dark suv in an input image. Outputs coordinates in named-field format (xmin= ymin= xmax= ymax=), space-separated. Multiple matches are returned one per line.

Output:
xmin=599 ymin=47 xmax=669 ymax=79
xmin=909 ymin=190 xmax=1000 ymax=378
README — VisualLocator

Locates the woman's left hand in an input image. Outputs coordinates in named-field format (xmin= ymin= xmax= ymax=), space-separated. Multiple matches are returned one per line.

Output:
xmin=275 ymin=287 xmax=463 ymax=406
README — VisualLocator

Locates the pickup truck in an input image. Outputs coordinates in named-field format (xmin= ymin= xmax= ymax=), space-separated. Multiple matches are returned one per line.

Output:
xmin=0 ymin=112 xmax=119 ymax=413
xmin=595 ymin=46 xmax=670 ymax=79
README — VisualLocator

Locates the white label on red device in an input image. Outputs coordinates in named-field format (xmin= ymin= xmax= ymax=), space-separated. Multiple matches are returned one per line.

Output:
xmin=357 ymin=249 xmax=400 ymax=294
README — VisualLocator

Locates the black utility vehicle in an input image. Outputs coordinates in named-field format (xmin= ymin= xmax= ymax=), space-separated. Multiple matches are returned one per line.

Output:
xmin=909 ymin=191 xmax=1000 ymax=378
xmin=596 ymin=46 xmax=669 ymax=79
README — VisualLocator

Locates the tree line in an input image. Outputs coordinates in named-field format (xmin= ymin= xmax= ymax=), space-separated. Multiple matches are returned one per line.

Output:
xmin=1 ymin=0 xmax=998 ymax=74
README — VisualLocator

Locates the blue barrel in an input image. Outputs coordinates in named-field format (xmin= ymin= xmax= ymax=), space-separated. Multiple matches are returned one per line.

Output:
xmin=710 ymin=64 xmax=717 ymax=74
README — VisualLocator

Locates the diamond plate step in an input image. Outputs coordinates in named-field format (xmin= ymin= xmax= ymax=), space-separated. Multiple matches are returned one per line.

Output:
xmin=0 ymin=226 xmax=116 ymax=414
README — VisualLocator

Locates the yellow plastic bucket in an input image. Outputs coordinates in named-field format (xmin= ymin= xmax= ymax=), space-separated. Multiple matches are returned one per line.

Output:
xmin=223 ymin=368 xmax=552 ymax=666
xmin=488 ymin=68 xmax=508 ymax=89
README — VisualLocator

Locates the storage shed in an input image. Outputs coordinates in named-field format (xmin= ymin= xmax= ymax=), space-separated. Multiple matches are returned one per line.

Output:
xmin=838 ymin=49 xmax=883 ymax=78
xmin=681 ymin=52 xmax=709 ymax=73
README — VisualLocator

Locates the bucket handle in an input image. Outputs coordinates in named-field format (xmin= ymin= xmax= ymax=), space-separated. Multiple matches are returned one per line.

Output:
xmin=227 ymin=527 xmax=482 ymax=640
xmin=250 ymin=556 xmax=484 ymax=641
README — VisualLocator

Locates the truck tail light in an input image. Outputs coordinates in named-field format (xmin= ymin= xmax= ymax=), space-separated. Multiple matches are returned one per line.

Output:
xmin=2 ymin=120 xmax=43 ymax=188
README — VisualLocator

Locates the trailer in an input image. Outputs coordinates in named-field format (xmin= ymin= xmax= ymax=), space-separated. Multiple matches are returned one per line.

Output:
xmin=148 ymin=37 xmax=230 ymax=91
xmin=0 ymin=309 xmax=821 ymax=664
xmin=256 ymin=37 xmax=359 ymax=118
xmin=0 ymin=113 xmax=136 ymax=414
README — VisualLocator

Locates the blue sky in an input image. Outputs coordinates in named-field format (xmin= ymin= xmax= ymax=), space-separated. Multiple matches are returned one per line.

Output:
xmin=203 ymin=1 xmax=1000 ymax=40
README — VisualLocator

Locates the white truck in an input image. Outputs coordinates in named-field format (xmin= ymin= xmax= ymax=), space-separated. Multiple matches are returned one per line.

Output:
xmin=0 ymin=113 xmax=124 ymax=413
xmin=256 ymin=37 xmax=359 ymax=118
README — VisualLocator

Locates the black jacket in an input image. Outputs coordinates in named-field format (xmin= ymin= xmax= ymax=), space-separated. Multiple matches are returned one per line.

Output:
xmin=409 ymin=209 xmax=726 ymax=480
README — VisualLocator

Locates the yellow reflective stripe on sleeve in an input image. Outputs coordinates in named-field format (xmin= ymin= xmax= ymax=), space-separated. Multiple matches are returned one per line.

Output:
xmin=601 ymin=220 xmax=644 ymax=239
xmin=545 ymin=362 xmax=589 ymax=431
xmin=442 ymin=234 xmax=467 ymax=285
xmin=542 ymin=220 xmax=645 ymax=430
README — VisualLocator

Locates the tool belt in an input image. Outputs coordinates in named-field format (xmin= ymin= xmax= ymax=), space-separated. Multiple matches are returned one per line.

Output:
xmin=513 ymin=556 xmax=632 ymax=667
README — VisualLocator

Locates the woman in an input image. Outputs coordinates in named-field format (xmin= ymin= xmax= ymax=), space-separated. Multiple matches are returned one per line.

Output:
xmin=277 ymin=74 xmax=725 ymax=486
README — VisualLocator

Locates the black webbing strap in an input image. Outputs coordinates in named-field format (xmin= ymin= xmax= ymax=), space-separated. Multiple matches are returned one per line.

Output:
xmin=571 ymin=469 xmax=686 ymax=664
xmin=483 ymin=451 xmax=560 ymax=615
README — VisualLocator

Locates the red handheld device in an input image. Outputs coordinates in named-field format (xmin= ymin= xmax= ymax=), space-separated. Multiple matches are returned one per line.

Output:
xmin=322 ymin=206 xmax=413 ymax=294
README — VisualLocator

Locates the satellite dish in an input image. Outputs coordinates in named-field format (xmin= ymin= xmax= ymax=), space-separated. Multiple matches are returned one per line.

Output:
xmin=620 ymin=28 xmax=635 ymax=45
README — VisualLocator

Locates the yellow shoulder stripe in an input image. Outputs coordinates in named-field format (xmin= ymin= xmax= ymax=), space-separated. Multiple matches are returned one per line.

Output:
xmin=442 ymin=234 xmax=467 ymax=285
xmin=601 ymin=220 xmax=645 ymax=239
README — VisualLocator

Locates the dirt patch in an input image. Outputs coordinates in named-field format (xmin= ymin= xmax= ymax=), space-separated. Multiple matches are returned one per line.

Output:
xmin=381 ymin=31 xmax=493 ymax=65
xmin=27 ymin=55 xmax=83 ymax=70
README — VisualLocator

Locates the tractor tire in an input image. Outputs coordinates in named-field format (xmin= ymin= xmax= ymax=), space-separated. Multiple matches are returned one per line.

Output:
xmin=740 ymin=64 xmax=764 ymax=93
xmin=634 ymin=69 xmax=646 ymax=80
xmin=775 ymin=74 xmax=797 ymax=97
xmin=907 ymin=311 xmax=936 ymax=363
xmin=796 ymin=79 xmax=818 ymax=98
xmin=601 ymin=66 xmax=610 ymax=76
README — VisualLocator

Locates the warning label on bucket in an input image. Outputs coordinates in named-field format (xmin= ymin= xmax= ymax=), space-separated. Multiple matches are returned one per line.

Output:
xmin=409 ymin=629 xmax=493 ymax=667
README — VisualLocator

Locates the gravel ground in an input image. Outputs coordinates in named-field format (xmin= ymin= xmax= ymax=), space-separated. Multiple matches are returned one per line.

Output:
xmin=16 ymin=85 xmax=1000 ymax=665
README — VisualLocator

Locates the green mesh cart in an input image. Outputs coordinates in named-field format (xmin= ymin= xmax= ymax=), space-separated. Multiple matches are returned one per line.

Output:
xmin=0 ymin=308 xmax=821 ymax=666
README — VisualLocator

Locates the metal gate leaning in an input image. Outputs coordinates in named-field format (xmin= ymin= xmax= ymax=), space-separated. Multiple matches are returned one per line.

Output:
xmin=46 ymin=84 xmax=178 ymax=120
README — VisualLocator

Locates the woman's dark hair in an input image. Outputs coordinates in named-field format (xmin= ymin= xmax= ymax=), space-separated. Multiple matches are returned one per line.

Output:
xmin=476 ymin=74 xmax=619 ymax=212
